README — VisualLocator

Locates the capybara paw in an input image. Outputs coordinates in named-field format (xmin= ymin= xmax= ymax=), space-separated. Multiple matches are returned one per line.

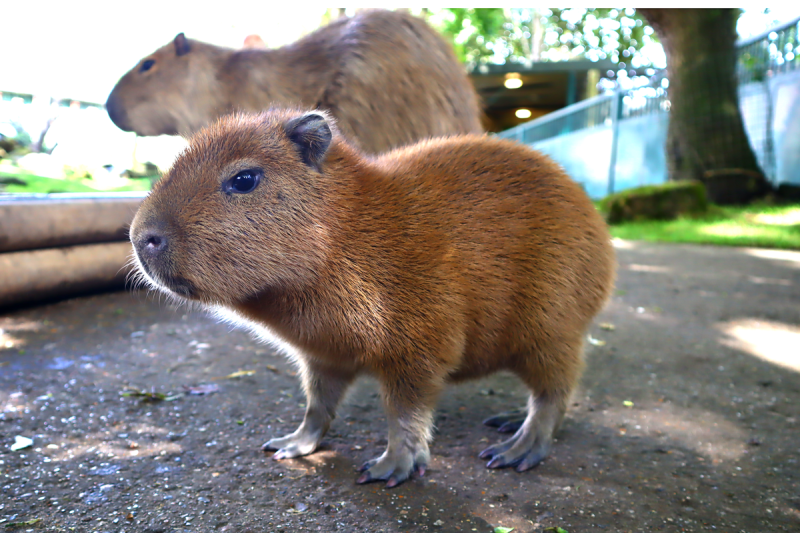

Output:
xmin=483 ymin=447 xmax=545 ymax=471
xmin=483 ymin=408 xmax=527 ymax=434
xmin=262 ymin=432 xmax=320 ymax=460
xmin=479 ymin=435 xmax=550 ymax=472
xmin=355 ymin=450 xmax=427 ymax=488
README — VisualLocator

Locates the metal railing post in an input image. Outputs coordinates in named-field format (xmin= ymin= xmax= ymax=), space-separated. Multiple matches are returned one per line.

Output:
xmin=607 ymin=89 xmax=624 ymax=197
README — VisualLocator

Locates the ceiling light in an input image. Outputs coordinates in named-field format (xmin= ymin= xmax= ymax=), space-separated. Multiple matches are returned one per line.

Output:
xmin=515 ymin=108 xmax=532 ymax=119
xmin=504 ymin=78 xmax=523 ymax=89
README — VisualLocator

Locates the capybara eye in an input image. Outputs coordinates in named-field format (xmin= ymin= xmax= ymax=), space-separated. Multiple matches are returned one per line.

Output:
xmin=224 ymin=169 xmax=261 ymax=194
xmin=140 ymin=59 xmax=155 ymax=73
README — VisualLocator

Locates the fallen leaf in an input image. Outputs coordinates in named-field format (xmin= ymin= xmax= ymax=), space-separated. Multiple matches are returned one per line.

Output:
xmin=266 ymin=364 xmax=279 ymax=373
xmin=623 ymin=400 xmax=634 ymax=408
xmin=289 ymin=502 xmax=308 ymax=513
xmin=4 ymin=518 xmax=41 ymax=528
xmin=213 ymin=369 xmax=256 ymax=380
xmin=544 ymin=528 xmax=569 ymax=533
xmin=600 ymin=322 xmax=616 ymax=331
xmin=494 ymin=527 xmax=514 ymax=533
xmin=587 ymin=334 xmax=606 ymax=346
xmin=183 ymin=383 xmax=220 ymax=395
xmin=10 ymin=435 xmax=33 ymax=451
xmin=121 ymin=387 xmax=182 ymax=402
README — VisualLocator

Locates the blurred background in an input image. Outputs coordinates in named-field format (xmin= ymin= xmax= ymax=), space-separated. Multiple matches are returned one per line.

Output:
xmin=2 ymin=6 xmax=799 ymax=310
xmin=1 ymin=6 xmax=797 ymax=196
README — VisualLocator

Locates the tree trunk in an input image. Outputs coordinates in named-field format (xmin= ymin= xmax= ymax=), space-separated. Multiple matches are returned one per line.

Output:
xmin=639 ymin=8 xmax=771 ymax=204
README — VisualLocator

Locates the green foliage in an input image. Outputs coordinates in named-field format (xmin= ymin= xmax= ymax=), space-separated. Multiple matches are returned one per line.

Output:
xmin=0 ymin=172 xmax=151 ymax=194
xmin=605 ymin=201 xmax=800 ymax=249
xmin=428 ymin=8 xmax=657 ymax=69
xmin=543 ymin=8 xmax=651 ymax=64
xmin=739 ymin=51 xmax=767 ymax=82
xmin=433 ymin=8 xmax=507 ymax=64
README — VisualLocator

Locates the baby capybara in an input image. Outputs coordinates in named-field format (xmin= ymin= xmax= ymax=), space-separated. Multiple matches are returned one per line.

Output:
xmin=129 ymin=109 xmax=615 ymax=487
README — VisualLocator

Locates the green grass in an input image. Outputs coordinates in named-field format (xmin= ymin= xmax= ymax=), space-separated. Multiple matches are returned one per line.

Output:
xmin=603 ymin=202 xmax=800 ymax=250
xmin=1 ymin=172 xmax=151 ymax=194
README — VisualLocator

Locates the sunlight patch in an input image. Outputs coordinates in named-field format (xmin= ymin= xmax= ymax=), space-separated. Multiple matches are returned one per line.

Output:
xmin=741 ymin=248 xmax=800 ymax=268
xmin=698 ymin=224 xmax=765 ymax=238
xmin=626 ymin=263 xmax=672 ymax=274
xmin=748 ymin=209 xmax=800 ymax=226
xmin=717 ymin=319 xmax=800 ymax=372
xmin=612 ymin=238 xmax=636 ymax=249
xmin=596 ymin=403 xmax=747 ymax=463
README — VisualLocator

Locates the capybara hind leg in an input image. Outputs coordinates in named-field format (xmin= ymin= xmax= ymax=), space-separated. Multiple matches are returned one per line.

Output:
xmin=479 ymin=338 xmax=582 ymax=471
xmin=479 ymin=391 xmax=568 ymax=471
xmin=264 ymin=361 xmax=355 ymax=460
xmin=483 ymin=407 xmax=527 ymax=434
xmin=356 ymin=370 xmax=444 ymax=488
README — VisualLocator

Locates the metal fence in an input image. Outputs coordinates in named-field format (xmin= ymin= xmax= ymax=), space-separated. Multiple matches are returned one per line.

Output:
xmin=498 ymin=16 xmax=800 ymax=198
xmin=738 ymin=17 xmax=800 ymax=83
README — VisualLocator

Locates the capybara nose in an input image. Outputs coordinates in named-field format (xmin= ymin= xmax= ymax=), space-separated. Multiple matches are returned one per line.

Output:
xmin=105 ymin=91 xmax=131 ymax=131
xmin=138 ymin=230 xmax=168 ymax=259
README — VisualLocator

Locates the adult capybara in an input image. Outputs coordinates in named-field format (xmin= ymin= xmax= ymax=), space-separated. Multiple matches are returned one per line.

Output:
xmin=106 ymin=10 xmax=483 ymax=154
xmin=129 ymin=109 xmax=616 ymax=487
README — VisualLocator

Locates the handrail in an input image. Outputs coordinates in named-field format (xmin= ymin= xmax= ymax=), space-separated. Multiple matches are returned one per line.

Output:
xmin=737 ymin=16 xmax=800 ymax=48
xmin=500 ymin=92 xmax=616 ymax=137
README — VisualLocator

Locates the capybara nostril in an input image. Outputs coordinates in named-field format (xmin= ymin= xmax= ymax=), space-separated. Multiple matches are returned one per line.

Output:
xmin=139 ymin=231 xmax=168 ymax=257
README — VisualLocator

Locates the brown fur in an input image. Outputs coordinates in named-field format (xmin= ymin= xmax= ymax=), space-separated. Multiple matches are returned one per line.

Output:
xmin=129 ymin=109 xmax=616 ymax=487
xmin=106 ymin=10 xmax=483 ymax=154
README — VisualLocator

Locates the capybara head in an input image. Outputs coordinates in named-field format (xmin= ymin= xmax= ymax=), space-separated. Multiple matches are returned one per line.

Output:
xmin=129 ymin=110 xmax=338 ymax=305
xmin=106 ymin=33 xmax=225 ymax=136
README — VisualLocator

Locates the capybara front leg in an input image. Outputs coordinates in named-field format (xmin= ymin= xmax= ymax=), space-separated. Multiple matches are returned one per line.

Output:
xmin=264 ymin=360 xmax=355 ymax=460
xmin=356 ymin=371 xmax=443 ymax=488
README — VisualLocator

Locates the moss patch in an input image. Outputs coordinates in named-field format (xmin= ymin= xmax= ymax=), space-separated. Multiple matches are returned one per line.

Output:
xmin=601 ymin=181 xmax=709 ymax=224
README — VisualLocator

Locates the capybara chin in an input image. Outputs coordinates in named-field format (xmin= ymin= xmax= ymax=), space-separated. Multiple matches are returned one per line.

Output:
xmin=105 ymin=9 xmax=482 ymax=154
xmin=129 ymin=108 xmax=616 ymax=488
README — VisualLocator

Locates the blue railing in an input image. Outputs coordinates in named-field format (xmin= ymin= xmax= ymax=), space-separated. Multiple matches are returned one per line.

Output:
xmin=738 ymin=16 xmax=800 ymax=83
xmin=498 ymin=17 xmax=800 ymax=197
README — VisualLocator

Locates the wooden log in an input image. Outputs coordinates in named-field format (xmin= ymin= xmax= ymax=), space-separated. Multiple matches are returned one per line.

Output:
xmin=0 ymin=193 xmax=146 ymax=253
xmin=0 ymin=242 xmax=136 ymax=309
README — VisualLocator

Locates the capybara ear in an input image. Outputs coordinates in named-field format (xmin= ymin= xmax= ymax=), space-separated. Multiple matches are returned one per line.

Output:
xmin=174 ymin=33 xmax=191 ymax=56
xmin=284 ymin=113 xmax=333 ymax=171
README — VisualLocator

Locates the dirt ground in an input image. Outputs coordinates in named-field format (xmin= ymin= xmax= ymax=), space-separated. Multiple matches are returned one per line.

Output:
xmin=1 ymin=240 xmax=799 ymax=533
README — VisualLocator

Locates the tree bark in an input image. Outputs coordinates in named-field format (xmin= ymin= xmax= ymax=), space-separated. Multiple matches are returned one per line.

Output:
xmin=639 ymin=8 xmax=770 ymax=204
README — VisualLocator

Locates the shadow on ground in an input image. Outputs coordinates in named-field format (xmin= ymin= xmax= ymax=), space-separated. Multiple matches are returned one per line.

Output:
xmin=1 ymin=240 xmax=799 ymax=532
